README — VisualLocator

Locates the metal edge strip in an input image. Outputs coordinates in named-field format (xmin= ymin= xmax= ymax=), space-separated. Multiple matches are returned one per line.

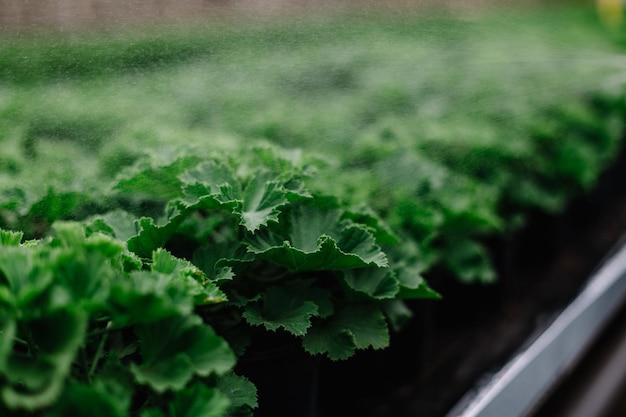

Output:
xmin=446 ymin=238 xmax=626 ymax=417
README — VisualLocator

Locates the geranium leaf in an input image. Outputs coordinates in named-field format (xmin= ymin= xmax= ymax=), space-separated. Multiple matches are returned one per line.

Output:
xmin=109 ymin=270 xmax=193 ymax=325
xmin=243 ymin=286 xmax=319 ymax=336
xmin=239 ymin=174 xmax=290 ymax=232
xmin=444 ymin=238 xmax=496 ymax=283
xmin=302 ymin=325 xmax=355 ymax=361
xmin=151 ymin=249 xmax=227 ymax=304
xmin=85 ymin=210 xmax=138 ymax=242
xmin=395 ymin=266 xmax=441 ymax=299
xmin=303 ymin=303 xmax=389 ymax=360
xmin=29 ymin=306 xmax=87 ymax=356
xmin=131 ymin=315 xmax=235 ymax=392
xmin=246 ymin=201 xmax=388 ymax=271
xmin=2 ymin=306 xmax=87 ymax=410
xmin=247 ymin=233 xmax=384 ymax=272
xmin=2 ymin=355 xmax=64 ymax=410
xmin=0 ymin=230 xmax=22 ymax=247
xmin=44 ymin=382 xmax=129 ymax=417
xmin=131 ymin=353 xmax=193 ymax=393
xmin=26 ymin=188 xmax=83 ymax=224
xmin=217 ymin=372 xmax=258 ymax=410
xmin=192 ymin=244 xmax=239 ymax=283
xmin=127 ymin=212 xmax=185 ymax=259
xmin=114 ymin=155 xmax=199 ymax=200
xmin=342 ymin=267 xmax=399 ymax=299
xmin=169 ymin=383 xmax=231 ymax=417
xmin=335 ymin=224 xmax=388 ymax=268
xmin=382 ymin=300 xmax=414 ymax=332
xmin=179 ymin=161 xmax=241 ymax=207
xmin=0 ymin=247 xmax=53 ymax=310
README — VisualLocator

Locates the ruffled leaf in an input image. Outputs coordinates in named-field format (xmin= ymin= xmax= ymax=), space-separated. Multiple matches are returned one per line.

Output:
xmin=169 ymin=383 xmax=231 ymax=417
xmin=342 ymin=268 xmax=399 ymax=299
xmin=217 ymin=372 xmax=258 ymax=410
xmin=179 ymin=161 xmax=241 ymax=207
xmin=114 ymin=155 xmax=199 ymax=200
xmin=247 ymin=202 xmax=387 ymax=271
xmin=85 ymin=210 xmax=138 ymax=242
xmin=0 ymin=247 xmax=53 ymax=310
xmin=0 ymin=230 xmax=22 ymax=247
xmin=444 ymin=238 xmax=496 ymax=283
xmin=243 ymin=286 xmax=319 ymax=336
xmin=303 ymin=303 xmax=389 ymax=360
xmin=131 ymin=315 xmax=235 ymax=393
xmin=1 ymin=306 xmax=87 ymax=410
xmin=239 ymin=173 xmax=290 ymax=232
xmin=108 ymin=270 xmax=193 ymax=325
xmin=152 ymin=249 xmax=227 ymax=304
xmin=127 ymin=209 xmax=186 ymax=259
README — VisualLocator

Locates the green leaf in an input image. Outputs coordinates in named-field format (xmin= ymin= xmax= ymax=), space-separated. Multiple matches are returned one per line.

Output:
xmin=29 ymin=306 xmax=87 ymax=356
xmin=301 ymin=325 xmax=355 ymax=361
xmin=50 ymin=248 xmax=116 ymax=311
xmin=132 ymin=353 xmax=193 ymax=393
xmin=51 ymin=221 xmax=86 ymax=248
xmin=382 ymin=300 xmax=413 ymax=332
xmin=243 ymin=286 xmax=319 ymax=336
xmin=131 ymin=315 xmax=235 ymax=392
xmin=386 ymin=237 xmax=439 ymax=299
xmin=127 ymin=211 xmax=186 ymax=259
xmin=246 ymin=201 xmax=388 ymax=271
xmin=109 ymin=270 xmax=193 ymax=325
xmin=86 ymin=210 xmax=139 ymax=242
xmin=342 ymin=268 xmax=399 ymax=299
xmin=0 ymin=230 xmax=22 ymax=247
xmin=192 ymin=244 xmax=239 ymax=283
xmin=336 ymin=224 xmax=389 ymax=268
xmin=152 ymin=249 xmax=227 ymax=304
xmin=44 ymin=382 xmax=129 ymax=417
xmin=247 ymin=199 xmax=387 ymax=271
xmin=169 ymin=383 xmax=231 ymax=417
xmin=1 ymin=355 xmax=63 ymax=410
xmin=2 ymin=306 xmax=87 ymax=410
xmin=248 ymin=232 xmax=384 ymax=272
xmin=0 ymin=246 xmax=53 ymax=310
xmin=444 ymin=238 xmax=496 ymax=283
xmin=115 ymin=154 xmax=199 ymax=200
xmin=303 ymin=303 xmax=389 ymax=360
xmin=341 ymin=207 xmax=398 ymax=246
xmin=217 ymin=372 xmax=258 ymax=410
xmin=239 ymin=173 xmax=290 ymax=232
xmin=26 ymin=188 xmax=83 ymax=224
xmin=179 ymin=161 xmax=241 ymax=207
xmin=395 ymin=267 xmax=440 ymax=299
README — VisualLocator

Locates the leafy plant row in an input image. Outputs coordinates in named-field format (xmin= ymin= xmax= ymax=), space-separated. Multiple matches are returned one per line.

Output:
xmin=1 ymin=4 xmax=626 ymax=416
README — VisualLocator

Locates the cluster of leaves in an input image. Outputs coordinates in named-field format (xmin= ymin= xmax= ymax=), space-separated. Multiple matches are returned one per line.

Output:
xmin=0 ymin=146 xmax=438 ymax=416
xmin=304 ymin=81 xmax=626 ymax=284
xmin=0 ymin=224 xmax=254 ymax=417
xmin=99 ymin=146 xmax=438 ymax=358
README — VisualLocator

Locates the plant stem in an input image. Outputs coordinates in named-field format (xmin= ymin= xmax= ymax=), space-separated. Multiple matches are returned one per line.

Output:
xmin=89 ymin=321 xmax=111 ymax=378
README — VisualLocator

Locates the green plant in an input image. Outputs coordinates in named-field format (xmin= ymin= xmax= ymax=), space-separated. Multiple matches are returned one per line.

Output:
xmin=0 ymin=146 xmax=438 ymax=416
xmin=0 ymin=224 xmax=252 ymax=417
